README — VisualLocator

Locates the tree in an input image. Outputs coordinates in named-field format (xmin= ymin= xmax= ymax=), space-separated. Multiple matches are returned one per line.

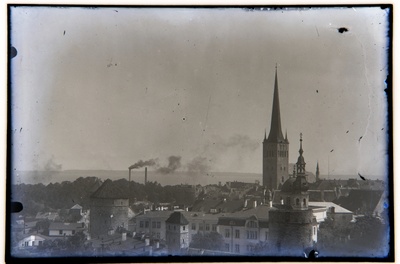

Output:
xmin=189 ymin=232 xmax=224 ymax=251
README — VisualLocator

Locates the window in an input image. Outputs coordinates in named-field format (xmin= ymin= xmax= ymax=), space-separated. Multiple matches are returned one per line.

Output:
xmin=157 ymin=221 xmax=161 ymax=228
xmin=182 ymin=238 xmax=185 ymax=244
xmin=168 ymin=224 xmax=171 ymax=230
xmin=247 ymin=230 xmax=257 ymax=240
xmin=225 ymin=243 xmax=230 ymax=252
xmin=152 ymin=222 xmax=156 ymax=228
xmin=296 ymin=198 xmax=300 ymax=206
xmin=183 ymin=225 xmax=186 ymax=231
xmin=286 ymin=197 xmax=291 ymax=205
xmin=38 ymin=241 xmax=43 ymax=246
xmin=205 ymin=224 xmax=210 ymax=231
xmin=145 ymin=221 xmax=149 ymax=228
xmin=59 ymin=230 xmax=63 ymax=235
xmin=313 ymin=226 xmax=316 ymax=235
xmin=192 ymin=223 xmax=196 ymax=230
xmin=140 ymin=221 xmax=144 ymax=228
xmin=235 ymin=230 xmax=240 ymax=238
xmin=247 ymin=244 xmax=254 ymax=252
xmin=247 ymin=221 xmax=257 ymax=228
xmin=303 ymin=198 xmax=307 ymax=206
xmin=235 ymin=244 xmax=240 ymax=253
xmin=199 ymin=223 xmax=203 ymax=231
xmin=225 ymin=229 xmax=230 ymax=238
xmin=212 ymin=224 xmax=217 ymax=232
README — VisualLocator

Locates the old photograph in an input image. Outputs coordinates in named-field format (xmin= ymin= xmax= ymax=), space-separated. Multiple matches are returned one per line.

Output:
xmin=8 ymin=5 xmax=392 ymax=260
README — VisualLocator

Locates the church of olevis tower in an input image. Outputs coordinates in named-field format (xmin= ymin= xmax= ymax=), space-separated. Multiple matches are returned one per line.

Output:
xmin=263 ymin=65 xmax=289 ymax=191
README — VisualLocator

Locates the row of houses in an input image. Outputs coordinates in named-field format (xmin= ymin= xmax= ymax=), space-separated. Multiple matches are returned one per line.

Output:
xmin=133 ymin=200 xmax=353 ymax=255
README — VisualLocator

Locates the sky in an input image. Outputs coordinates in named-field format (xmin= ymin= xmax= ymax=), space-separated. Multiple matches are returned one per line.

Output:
xmin=9 ymin=6 xmax=390 ymax=178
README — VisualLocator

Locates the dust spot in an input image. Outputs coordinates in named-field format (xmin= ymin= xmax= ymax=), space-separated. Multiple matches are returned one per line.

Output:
xmin=9 ymin=46 xmax=17 ymax=59
xmin=337 ymin=27 xmax=348 ymax=33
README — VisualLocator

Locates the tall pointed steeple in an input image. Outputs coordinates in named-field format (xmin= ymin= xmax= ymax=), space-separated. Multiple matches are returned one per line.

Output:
xmin=263 ymin=65 xmax=289 ymax=190
xmin=267 ymin=64 xmax=285 ymax=142
xmin=316 ymin=161 xmax=320 ymax=181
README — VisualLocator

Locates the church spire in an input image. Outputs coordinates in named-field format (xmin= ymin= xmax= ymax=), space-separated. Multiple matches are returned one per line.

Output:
xmin=316 ymin=161 xmax=320 ymax=181
xmin=267 ymin=65 xmax=285 ymax=142
xmin=296 ymin=133 xmax=306 ymax=175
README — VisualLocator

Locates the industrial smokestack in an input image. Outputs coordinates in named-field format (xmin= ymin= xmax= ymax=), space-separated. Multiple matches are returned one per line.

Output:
xmin=129 ymin=168 xmax=132 ymax=182
xmin=145 ymin=167 xmax=148 ymax=185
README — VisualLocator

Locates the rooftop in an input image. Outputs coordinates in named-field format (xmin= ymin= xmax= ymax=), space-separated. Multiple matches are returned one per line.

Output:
xmin=90 ymin=179 xmax=129 ymax=199
xmin=49 ymin=222 xmax=84 ymax=230
xmin=308 ymin=202 xmax=353 ymax=214
xmin=166 ymin=212 xmax=189 ymax=225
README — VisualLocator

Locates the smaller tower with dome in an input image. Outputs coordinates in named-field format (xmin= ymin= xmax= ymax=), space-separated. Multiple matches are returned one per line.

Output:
xmin=268 ymin=134 xmax=318 ymax=255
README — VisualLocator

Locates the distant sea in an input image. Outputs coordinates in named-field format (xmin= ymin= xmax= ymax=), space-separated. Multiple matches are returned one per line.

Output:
xmin=11 ymin=169 xmax=366 ymax=186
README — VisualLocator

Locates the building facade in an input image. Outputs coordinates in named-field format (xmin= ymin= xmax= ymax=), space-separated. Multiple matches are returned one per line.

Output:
xmin=263 ymin=66 xmax=289 ymax=190
xmin=48 ymin=222 xmax=84 ymax=237
xmin=217 ymin=205 xmax=271 ymax=255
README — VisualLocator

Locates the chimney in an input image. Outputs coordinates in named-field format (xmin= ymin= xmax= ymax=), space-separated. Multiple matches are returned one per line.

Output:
xmin=269 ymin=200 xmax=273 ymax=207
xmin=129 ymin=168 xmax=131 ymax=182
xmin=145 ymin=167 xmax=148 ymax=185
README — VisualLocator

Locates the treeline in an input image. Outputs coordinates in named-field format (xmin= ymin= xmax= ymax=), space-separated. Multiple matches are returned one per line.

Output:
xmin=11 ymin=177 xmax=196 ymax=216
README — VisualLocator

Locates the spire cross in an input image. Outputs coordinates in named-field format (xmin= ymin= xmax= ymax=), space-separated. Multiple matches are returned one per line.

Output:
xmin=299 ymin=133 xmax=304 ymax=155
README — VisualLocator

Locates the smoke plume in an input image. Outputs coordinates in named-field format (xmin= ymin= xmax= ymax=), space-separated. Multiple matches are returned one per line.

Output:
xmin=186 ymin=156 xmax=211 ymax=174
xmin=157 ymin=156 xmax=182 ymax=174
xmin=214 ymin=134 xmax=259 ymax=151
xmin=44 ymin=156 xmax=63 ymax=171
xmin=129 ymin=159 xmax=158 ymax=169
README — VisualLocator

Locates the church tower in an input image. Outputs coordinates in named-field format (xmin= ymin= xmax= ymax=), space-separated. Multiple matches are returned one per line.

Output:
xmin=316 ymin=162 xmax=320 ymax=182
xmin=263 ymin=65 xmax=289 ymax=190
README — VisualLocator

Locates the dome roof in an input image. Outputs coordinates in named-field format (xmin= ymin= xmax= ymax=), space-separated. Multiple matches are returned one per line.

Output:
xmin=293 ymin=175 xmax=309 ymax=192
xmin=297 ymin=155 xmax=305 ymax=164
xmin=281 ymin=178 xmax=296 ymax=193
xmin=281 ymin=176 xmax=309 ymax=193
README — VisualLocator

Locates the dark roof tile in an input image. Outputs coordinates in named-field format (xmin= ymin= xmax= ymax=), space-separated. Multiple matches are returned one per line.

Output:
xmin=166 ymin=212 xmax=189 ymax=225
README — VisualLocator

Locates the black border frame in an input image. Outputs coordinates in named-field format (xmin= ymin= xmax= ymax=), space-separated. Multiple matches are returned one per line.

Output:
xmin=6 ymin=4 xmax=394 ymax=263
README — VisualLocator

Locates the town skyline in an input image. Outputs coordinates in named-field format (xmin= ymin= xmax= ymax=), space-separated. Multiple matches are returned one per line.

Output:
xmin=10 ymin=7 xmax=389 ymax=178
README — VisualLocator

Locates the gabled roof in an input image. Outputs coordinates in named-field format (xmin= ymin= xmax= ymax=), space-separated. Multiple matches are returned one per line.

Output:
xmin=308 ymin=202 xmax=353 ymax=214
xmin=166 ymin=212 xmax=189 ymax=225
xmin=215 ymin=199 xmax=244 ymax=213
xmin=333 ymin=189 xmax=384 ymax=214
xmin=49 ymin=222 xmax=84 ymax=231
xmin=71 ymin=204 xmax=82 ymax=210
xmin=90 ymin=179 xmax=129 ymax=199
xmin=191 ymin=199 xmax=222 ymax=213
